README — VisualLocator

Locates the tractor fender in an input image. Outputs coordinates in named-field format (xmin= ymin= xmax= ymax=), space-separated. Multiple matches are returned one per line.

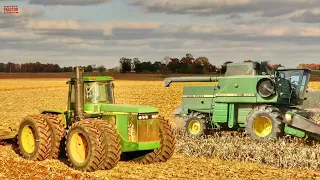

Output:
xmin=40 ymin=109 xmax=67 ymax=127
xmin=40 ymin=109 xmax=65 ymax=114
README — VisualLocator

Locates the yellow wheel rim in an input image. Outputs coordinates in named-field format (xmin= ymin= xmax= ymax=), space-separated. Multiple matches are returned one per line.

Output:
xmin=69 ymin=132 xmax=88 ymax=164
xmin=21 ymin=126 xmax=36 ymax=154
xmin=188 ymin=120 xmax=201 ymax=135
xmin=253 ymin=116 xmax=272 ymax=137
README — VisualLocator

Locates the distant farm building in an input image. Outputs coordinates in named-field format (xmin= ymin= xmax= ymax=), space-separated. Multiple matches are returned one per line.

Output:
xmin=298 ymin=64 xmax=320 ymax=70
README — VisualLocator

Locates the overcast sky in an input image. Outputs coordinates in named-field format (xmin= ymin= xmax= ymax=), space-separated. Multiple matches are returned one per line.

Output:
xmin=0 ymin=0 xmax=319 ymax=68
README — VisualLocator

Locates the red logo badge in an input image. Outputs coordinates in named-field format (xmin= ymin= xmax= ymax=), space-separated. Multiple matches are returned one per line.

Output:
xmin=3 ymin=5 xmax=19 ymax=14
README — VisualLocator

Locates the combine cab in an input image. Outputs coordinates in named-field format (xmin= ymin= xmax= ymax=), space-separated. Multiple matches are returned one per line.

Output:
xmin=1 ymin=67 xmax=176 ymax=172
xmin=164 ymin=61 xmax=320 ymax=141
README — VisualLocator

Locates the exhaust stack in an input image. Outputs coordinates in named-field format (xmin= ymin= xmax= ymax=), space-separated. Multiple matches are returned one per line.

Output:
xmin=74 ymin=66 xmax=85 ymax=120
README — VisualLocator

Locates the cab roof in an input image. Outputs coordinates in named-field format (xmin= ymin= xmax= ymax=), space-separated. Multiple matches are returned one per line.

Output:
xmin=70 ymin=76 xmax=114 ymax=82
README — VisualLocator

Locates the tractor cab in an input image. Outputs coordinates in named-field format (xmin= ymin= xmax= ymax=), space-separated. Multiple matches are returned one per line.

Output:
xmin=225 ymin=61 xmax=282 ymax=76
xmin=67 ymin=76 xmax=115 ymax=116
xmin=275 ymin=68 xmax=311 ymax=105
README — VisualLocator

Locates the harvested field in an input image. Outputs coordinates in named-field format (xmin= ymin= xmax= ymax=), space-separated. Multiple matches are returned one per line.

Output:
xmin=0 ymin=79 xmax=320 ymax=179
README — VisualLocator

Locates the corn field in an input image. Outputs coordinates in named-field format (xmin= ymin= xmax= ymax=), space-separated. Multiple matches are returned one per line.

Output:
xmin=0 ymin=79 xmax=320 ymax=180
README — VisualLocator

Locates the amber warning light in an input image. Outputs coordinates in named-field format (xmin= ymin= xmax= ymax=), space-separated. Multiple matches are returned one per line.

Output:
xmin=3 ymin=5 xmax=19 ymax=14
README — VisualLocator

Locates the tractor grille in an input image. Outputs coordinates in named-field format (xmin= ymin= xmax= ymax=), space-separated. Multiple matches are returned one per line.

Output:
xmin=138 ymin=119 xmax=160 ymax=142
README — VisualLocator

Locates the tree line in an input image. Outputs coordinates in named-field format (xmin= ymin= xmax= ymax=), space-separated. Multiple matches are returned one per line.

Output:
xmin=0 ymin=54 xmax=235 ymax=74
xmin=119 ymin=54 xmax=231 ymax=74
xmin=0 ymin=62 xmax=107 ymax=73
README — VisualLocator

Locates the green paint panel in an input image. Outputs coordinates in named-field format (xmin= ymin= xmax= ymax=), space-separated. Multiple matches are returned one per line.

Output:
xmin=213 ymin=103 xmax=228 ymax=123
xmin=214 ymin=76 xmax=258 ymax=103
xmin=182 ymin=86 xmax=215 ymax=113
xmin=101 ymin=104 xmax=158 ymax=114
xmin=121 ymin=141 xmax=160 ymax=152
xmin=70 ymin=76 xmax=114 ymax=82
xmin=84 ymin=103 xmax=102 ymax=114
xmin=116 ymin=114 xmax=129 ymax=142
xmin=237 ymin=104 xmax=253 ymax=124
xmin=284 ymin=125 xmax=306 ymax=138
xmin=228 ymin=104 xmax=235 ymax=128
xmin=183 ymin=86 xmax=216 ymax=96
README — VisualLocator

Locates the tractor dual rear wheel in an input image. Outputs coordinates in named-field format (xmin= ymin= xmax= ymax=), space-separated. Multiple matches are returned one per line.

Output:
xmin=245 ymin=105 xmax=284 ymax=141
xmin=94 ymin=120 xmax=121 ymax=170
xmin=43 ymin=113 xmax=66 ymax=159
xmin=17 ymin=114 xmax=53 ymax=161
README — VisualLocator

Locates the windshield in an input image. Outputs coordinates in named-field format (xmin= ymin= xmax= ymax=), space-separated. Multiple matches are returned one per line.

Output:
xmin=276 ymin=69 xmax=310 ymax=99
xmin=84 ymin=81 xmax=114 ymax=103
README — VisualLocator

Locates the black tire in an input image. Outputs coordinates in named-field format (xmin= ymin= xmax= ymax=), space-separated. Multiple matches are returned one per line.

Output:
xmin=17 ymin=114 xmax=53 ymax=161
xmin=154 ymin=116 xmax=176 ymax=162
xmin=121 ymin=150 xmax=158 ymax=164
xmin=65 ymin=120 xmax=106 ymax=172
xmin=44 ymin=113 xmax=66 ymax=159
xmin=185 ymin=112 xmax=208 ymax=137
xmin=122 ymin=116 xmax=176 ymax=164
xmin=94 ymin=120 xmax=121 ymax=170
xmin=245 ymin=105 xmax=284 ymax=141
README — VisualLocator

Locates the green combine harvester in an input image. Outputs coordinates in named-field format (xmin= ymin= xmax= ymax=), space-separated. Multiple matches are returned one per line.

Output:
xmin=164 ymin=61 xmax=320 ymax=141
xmin=1 ymin=67 xmax=176 ymax=172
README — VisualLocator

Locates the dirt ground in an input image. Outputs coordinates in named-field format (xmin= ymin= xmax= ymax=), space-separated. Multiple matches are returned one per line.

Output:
xmin=0 ymin=79 xmax=320 ymax=180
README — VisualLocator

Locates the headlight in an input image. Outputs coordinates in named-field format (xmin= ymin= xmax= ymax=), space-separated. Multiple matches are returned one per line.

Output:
xmin=285 ymin=113 xmax=293 ymax=121
xmin=137 ymin=114 xmax=158 ymax=120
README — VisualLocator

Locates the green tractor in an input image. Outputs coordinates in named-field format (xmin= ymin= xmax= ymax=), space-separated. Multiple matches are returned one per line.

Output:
xmin=164 ymin=61 xmax=320 ymax=141
xmin=11 ymin=66 xmax=176 ymax=172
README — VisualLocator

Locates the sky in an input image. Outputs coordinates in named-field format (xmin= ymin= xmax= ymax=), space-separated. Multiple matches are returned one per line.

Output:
xmin=0 ymin=0 xmax=319 ymax=68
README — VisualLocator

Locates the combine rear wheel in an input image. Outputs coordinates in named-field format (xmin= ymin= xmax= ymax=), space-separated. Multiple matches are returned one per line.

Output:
xmin=94 ymin=120 xmax=121 ymax=170
xmin=44 ymin=113 xmax=66 ymax=159
xmin=245 ymin=105 xmax=284 ymax=141
xmin=122 ymin=116 xmax=176 ymax=164
xmin=17 ymin=114 xmax=53 ymax=161
xmin=65 ymin=120 xmax=106 ymax=172
xmin=185 ymin=112 xmax=209 ymax=137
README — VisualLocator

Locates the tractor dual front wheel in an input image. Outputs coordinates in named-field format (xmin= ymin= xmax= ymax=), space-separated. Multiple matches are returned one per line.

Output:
xmin=245 ymin=105 xmax=284 ymax=141
xmin=65 ymin=120 xmax=121 ymax=172
xmin=17 ymin=114 xmax=53 ymax=160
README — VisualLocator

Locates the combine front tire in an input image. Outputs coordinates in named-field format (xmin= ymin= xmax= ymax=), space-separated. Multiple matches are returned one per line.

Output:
xmin=94 ymin=120 xmax=121 ymax=170
xmin=245 ymin=105 xmax=284 ymax=141
xmin=17 ymin=115 xmax=53 ymax=161
xmin=65 ymin=120 xmax=105 ymax=172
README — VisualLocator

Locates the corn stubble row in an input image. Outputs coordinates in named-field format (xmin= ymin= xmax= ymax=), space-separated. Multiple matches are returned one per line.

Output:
xmin=1 ymin=80 xmax=320 ymax=170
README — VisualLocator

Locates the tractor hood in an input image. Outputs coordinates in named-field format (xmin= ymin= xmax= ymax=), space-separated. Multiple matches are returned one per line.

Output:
xmin=100 ymin=104 xmax=158 ymax=114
